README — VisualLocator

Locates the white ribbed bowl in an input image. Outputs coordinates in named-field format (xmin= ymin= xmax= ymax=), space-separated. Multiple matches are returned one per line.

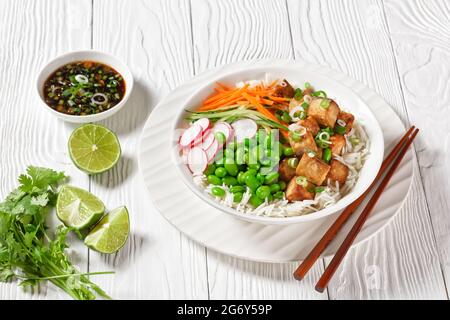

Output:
xmin=171 ymin=65 xmax=384 ymax=225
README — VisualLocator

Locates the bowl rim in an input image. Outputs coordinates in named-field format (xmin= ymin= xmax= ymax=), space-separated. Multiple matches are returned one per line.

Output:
xmin=35 ymin=49 xmax=134 ymax=123
xmin=171 ymin=64 xmax=384 ymax=224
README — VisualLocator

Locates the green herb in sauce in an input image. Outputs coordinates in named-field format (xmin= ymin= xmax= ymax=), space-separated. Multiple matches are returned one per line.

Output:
xmin=43 ymin=61 xmax=125 ymax=116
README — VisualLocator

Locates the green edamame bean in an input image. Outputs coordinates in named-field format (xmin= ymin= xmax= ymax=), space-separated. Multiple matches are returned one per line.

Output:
xmin=207 ymin=175 xmax=222 ymax=186
xmin=230 ymin=185 xmax=246 ymax=193
xmin=260 ymin=157 xmax=272 ymax=167
xmin=211 ymin=186 xmax=225 ymax=197
xmin=283 ymin=147 xmax=294 ymax=157
xmin=249 ymin=195 xmax=264 ymax=207
xmin=264 ymin=134 xmax=272 ymax=149
xmin=246 ymin=169 xmax=257 ymax=177
xmin=270 ymin=183 xmax=281 ymax=193
xmin=204 ymin=164 xmax=216 ymax=176
xmin=279 ymin=181 xmax=287 ymax=190
xmin=224 ymin=148 xmax=234 ymax=161
xmin=248 ymin=163 xmax=260 ymax=171
xmin=322 ymin=147 xmax=332 ymax=163
xmin=264 ymin=172 xmax=279 ymax=185
xmin=233 ymin=192 xmax=243 ymax=203
xmin=215 ymin=167 xmax=227 ymax=178
xmin=256 ymin=173 xmax=265 ymax=184
xmin=227 ymin=142 xmax=237 ymax=150
xmin=256 ymin=186 xmax=271 ymax=200
xmin=248 ymin=147 xmax=259 ymax=165
xmin=224 ymin=163 xmax=239 ymax=176
xmin=245 ymin=175 xmax=261 ymax=191
xmin=222 ymin=176 xmax=238 ymax=186
xmin=235 ymin=147 xmax=246 ymax=165
xmin=214 ymin=132 xmax=226 ymax=145
xmin=215 ymin=153 xmax=224 ymax=166
xmin=273 ymin=191 xmax=285 ymax=199
xmin=237 ymin=171 xmax=246 ymax=185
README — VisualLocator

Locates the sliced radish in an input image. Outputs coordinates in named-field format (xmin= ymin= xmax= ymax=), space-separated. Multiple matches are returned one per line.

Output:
xmin=205 ymin=140 xmax=219 ymax=163
xmin=195 ymin=118 xmax=210 ymax=132
xmin=231 ymin=119 xmax=257 ymax=143
xmin=187 ymin=147 xmax=207 ymax=174
xmin=179 ymin=146 xmax=190 ymax=164
xmin=180 ymin=125 xmax=202 ymax=147
xmin=199 ymin=131 xmax=215 ymax=150
xmin=212 ymin=122 xmax=233 ymax=142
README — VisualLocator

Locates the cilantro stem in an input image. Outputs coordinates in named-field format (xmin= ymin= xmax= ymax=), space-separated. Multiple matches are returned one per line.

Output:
xmin=15 ymin=271 xmax=115 ymax=281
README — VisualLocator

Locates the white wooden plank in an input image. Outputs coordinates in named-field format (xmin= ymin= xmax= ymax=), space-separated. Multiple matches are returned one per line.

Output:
xmin=287 ymin=0 xmax=447 ymax=299
xmin=384 ymin=0 xmax=450 ymax=297
xmin=191 ymin=0 xmax=327 ymax=300
xmin=88 ymin=0 xmax=208 ymax=299
xmin=0 ymin=0 xmax=91 ymax=299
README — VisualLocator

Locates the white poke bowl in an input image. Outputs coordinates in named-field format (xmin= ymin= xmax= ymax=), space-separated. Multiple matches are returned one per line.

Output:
xmin=36 ymin=50 xmax=133 ymax=123
xmin=171 ymin=65 xmax=384 ymax=225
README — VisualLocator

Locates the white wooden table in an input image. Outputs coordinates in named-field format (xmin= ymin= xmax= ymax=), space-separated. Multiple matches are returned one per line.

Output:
xmin=1 ymin=0 xmax=449 ymax=300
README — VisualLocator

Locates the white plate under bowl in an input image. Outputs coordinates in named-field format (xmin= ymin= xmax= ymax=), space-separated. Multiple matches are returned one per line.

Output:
xmin=138 ymin=60 xmax=413 ymax=262
xmin=171 ymin=66 xmax=384 ymax=225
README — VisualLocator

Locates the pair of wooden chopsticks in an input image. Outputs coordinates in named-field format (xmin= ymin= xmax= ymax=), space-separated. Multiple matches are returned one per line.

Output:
xmin=293 ymin=126 xmax=419 ymax=292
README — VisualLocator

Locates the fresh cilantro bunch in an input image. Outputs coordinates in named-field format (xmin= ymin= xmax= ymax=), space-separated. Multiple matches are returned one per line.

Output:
xmin=0 ymin=166 xmax=111 ymax=300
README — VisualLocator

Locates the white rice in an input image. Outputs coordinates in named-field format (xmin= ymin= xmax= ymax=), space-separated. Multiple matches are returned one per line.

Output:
xmin=196 ymin=121 xmax=369 ymax=218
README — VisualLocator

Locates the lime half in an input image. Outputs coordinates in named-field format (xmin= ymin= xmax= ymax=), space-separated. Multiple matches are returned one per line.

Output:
xmin=57 ymin=185 xmax=105 ymax=230
xmin=68 ymin=124 xmax=121 ymax=174
xmin=84 ymin=206 xmax=130 ymax=254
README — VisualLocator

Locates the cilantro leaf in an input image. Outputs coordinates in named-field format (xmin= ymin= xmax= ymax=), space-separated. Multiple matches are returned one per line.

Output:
xmin=30 ymin=194 xmax=49 ymax=207
xmin=0 ymin=166 xmax=110 ymax=300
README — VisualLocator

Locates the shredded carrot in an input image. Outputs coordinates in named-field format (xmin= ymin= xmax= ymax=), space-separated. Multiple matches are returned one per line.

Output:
xmin=200 ymin=85 xmax=249 ymax=111
xmin=196 ymin=81 xmax=291 ymax=137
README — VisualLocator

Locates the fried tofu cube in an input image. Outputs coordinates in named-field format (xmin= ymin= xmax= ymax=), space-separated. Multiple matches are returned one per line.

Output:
xmin=279 ymin=158 xmax=297 ymax=182
xmin=330 ymin=135 xmax=346 ymax=156
xmin=337 ymin=111 xmax=355 ymax=133
xmin=295 ymin=153 xmax=330 ymax=186
xmin=289 ymin=131 xmax=318 ymax=156
xmin=286 ymin=177 xmax=315 ymax=202
xmin=315 ymin=148 xmax=323 ymax=159
xmin=274 ymin=79 xmax=295 ymax=98
xmin=308 ymin=98 xmax=340 ymax=128
xmin=299 ymin=116 xmax=320 ymax=136
xmin=326 ymin=160 xmax=349 ymax=186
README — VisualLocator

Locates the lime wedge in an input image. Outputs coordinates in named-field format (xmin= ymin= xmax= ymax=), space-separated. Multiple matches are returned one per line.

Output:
xmin=56 ymin=185 xmax=105 ymax=230
xmin=68 ymin=124 xmax=121 ymax=174
xmin=84 ymin=206 xmax=130 ymax=254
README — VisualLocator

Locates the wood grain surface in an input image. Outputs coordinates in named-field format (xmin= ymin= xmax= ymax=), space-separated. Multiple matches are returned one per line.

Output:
xmin=0 ymin=0 xmax=448 ymax=299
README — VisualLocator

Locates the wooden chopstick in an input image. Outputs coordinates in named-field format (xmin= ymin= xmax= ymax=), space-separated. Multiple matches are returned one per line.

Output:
xmin=293 ymin=126 xmax=416 ymax=281
xmin=315 ymin=128 xmax=419 ymax=292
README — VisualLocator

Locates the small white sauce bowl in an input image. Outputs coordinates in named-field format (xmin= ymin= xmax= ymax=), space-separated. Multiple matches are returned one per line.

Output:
xmin=36 ymin=50 xmax=134 ymax=123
